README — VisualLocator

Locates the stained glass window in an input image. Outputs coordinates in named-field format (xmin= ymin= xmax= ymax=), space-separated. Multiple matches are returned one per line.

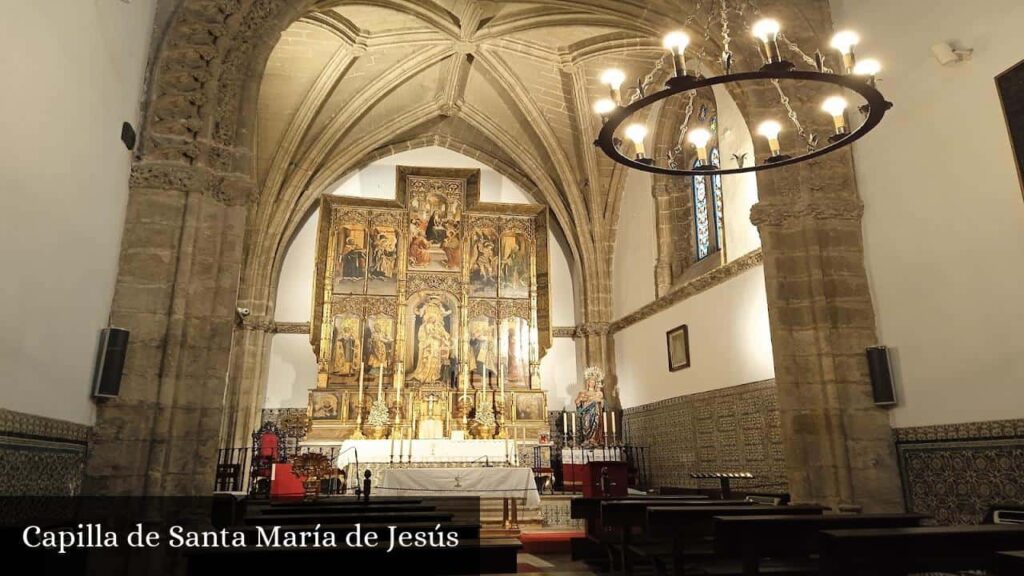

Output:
xmin=711 ymin=147 xmax=724 ymax=247
xmin=693 ymin=159 xmax=711 ymax=260
xmin=692 ymin=114 xmax=724 ymax=262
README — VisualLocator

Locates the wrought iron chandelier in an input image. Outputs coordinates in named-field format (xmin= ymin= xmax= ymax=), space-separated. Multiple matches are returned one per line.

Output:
xmin=592 ymin=3 xmax=892 ymax=176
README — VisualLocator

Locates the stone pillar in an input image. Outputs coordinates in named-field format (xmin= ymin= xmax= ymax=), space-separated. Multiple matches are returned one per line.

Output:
xmin=85 ymin=163 xmax=251 ymax=496
xmin=652 ymin=176 xmax=692 ymax=295
xmin=751 ymin=152 xmax=904 ymax=512
xmin=219 ymin=316 xmax=274 ymax=451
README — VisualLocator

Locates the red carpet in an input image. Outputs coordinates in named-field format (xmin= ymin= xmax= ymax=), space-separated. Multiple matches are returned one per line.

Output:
xmin=519 ymin=530 xmax=585 ymax=554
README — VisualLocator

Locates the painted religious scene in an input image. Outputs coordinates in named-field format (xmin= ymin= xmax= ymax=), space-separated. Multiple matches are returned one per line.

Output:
xmin=405 ymin=291 xmax=459 ymax=385
xmin=307 ymin=167 xmax=551 ymax=444
xmin=408 ymin=176 xmax=463 ymax=272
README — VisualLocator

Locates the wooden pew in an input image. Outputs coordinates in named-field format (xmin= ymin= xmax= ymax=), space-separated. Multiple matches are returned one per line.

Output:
xmin=569 ymin=495 xmax=710 ymax=566
xmin=819 ymin=525 xmax=1024 ymax=575
xmin=602 ymin=500 xmax=764 ymax=576
xmin=993 ymin=550 xmax=1024 ymax=575
xmin=646 ymin=504 xmax=826 ymax=576
xmin=713 ymin=513 xmax=929 ymax=575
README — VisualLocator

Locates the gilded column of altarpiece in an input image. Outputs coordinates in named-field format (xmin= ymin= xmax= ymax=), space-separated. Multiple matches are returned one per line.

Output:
xmin=305 ymin=167 xmax=552 ymax=441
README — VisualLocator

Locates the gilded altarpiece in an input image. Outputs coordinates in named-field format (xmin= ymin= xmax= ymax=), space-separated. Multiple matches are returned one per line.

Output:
xmin=306 ymin=167 xmax=551 ymax=441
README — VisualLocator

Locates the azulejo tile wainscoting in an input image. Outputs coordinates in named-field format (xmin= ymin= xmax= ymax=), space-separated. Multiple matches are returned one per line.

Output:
xmin=622 ymin=380 xmax=787 ymax=493
xmin=0 ymin=408 xmax=90 ymax=495
xmin=895 ymin=418 xmax=1024 ymax=525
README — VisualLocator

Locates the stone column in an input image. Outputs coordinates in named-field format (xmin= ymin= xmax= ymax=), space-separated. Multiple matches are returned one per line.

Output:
xmin=651 ymin=176 xmax=692 ymax=295
xmin=751 ymin=151 xmax=904 ymax=512
xmin=85 ymin=163 xmax=251 ymax=496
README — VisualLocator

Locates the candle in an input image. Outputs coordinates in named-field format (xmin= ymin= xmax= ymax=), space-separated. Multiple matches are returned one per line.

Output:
xmin=398 ymin=427 xmax=404 ymax=462
xmin=562 ymin=411 xmax=568 ymax=439
xmin=571 ymin=412 xmax=577 ymax=439
xmin=511 ymin=392 xmax=516 ymax=422
xmin=611 ymin=411 xmax=617 ymax=441
xmin=357 ymin=362 xmax=365 ymax=420
xmin=390 ymin=432 xmax=395 ymax=462
xmin=603 ymin=410 xmax=608 ymax=440
xmin=377 ymin=366 xmax=384 ymax=401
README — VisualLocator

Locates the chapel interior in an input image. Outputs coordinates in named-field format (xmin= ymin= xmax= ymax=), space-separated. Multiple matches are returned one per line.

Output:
xmin=2 ymin=0 xmax=1024 ymax=574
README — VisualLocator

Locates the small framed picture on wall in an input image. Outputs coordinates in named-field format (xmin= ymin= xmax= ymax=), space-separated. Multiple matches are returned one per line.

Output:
xmin=666 ymin=324 xmax=690 ymax=371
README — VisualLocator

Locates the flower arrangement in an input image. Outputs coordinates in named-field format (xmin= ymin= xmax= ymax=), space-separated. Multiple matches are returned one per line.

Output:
xmin=367 ymin=399 xmax=390 ymax=427
xmin=474 ymin=405 xmax=496 ymax=428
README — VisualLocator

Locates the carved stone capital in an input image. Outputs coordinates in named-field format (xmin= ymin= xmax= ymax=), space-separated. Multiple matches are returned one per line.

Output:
xmin=239 ymin=315 xmax=275 ymax=333
xmin=576 ymin=322 xmax=610 ymax=337
xmin=750 ymin=198 xmax=864 ymax=227
xmin=130 ymin=161 xmax=257 ymax=206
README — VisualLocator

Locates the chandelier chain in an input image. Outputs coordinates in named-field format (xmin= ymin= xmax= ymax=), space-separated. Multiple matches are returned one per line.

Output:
xmin=669 ymin=91 xmax=698 ymax=166
xmin=719 ymin=0 xmax=733 ymax=62
xmin=770 ymin=79 xmax=817 ymax=150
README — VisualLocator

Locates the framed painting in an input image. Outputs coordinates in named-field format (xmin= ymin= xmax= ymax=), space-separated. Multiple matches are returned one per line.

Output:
xmin=666 ymin=324 xmax=690 ymax=372
xmin=310 ymin=391 xmax=340 ymax=420
xmin=514 ymin=391 xmax=547 ymax=422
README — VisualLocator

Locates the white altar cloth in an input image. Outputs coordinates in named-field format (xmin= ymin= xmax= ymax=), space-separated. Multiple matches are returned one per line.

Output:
xmin=336 ymin=439 xmax=518 ymax=468
xmin=377 ymin=466 xmax=541 ymax=506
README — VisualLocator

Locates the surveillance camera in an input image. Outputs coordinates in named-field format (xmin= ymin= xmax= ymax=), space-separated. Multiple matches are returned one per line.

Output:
xmin=237 ymin=307 xmax=251 ymax=317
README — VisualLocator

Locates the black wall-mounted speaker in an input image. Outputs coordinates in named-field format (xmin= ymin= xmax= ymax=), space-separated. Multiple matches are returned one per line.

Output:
xmin=866 ymin=345 xmax=896 ymax=406
xmin=93 ymin=328 xmax=130 ymax=399
xmin=121 ymin=122 xmax=136 ymax=151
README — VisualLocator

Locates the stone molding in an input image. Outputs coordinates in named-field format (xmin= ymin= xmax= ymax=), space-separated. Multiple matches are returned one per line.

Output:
xmin=551 ymin=326 xmax=576 ymax=338
xmin=130 ymin=161 xmax=256 ymax=206
xmin=894 ymin=418 xmax=1024 ymax=443
xmin=623 ymin=379 xmax=778 ymax=415
xmin=749 ymin=198 xmax=864 ymax=227
xmin=575 ymin=322 xmax=610 ymax=337
xmin=0 ymin=409 xmax=90 ymax=445
xmin=273 ymin=321 xmax=311 ymax=335
xmin=610 ymin=250 xmax=763 ymax=334
xmin=239 ymin=315 xmax=275 ymax=333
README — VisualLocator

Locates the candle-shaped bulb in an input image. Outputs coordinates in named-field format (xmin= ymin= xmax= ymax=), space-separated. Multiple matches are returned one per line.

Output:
xmin=852 ymin=58 xmax=881 ymax=80
xmin=662 ymin=30 xmax=691 ymax=77
xmin=752 ymin=18 xmax=782 ymax=63
xmin=830 ymin=30 xmax=860 ymax=72
xmin=757 ymin=120 xmax=783 ymax=157
xmin=687 ymin=127 xmax=712 ymax=165
xmin=821 ymin=96 xmax=849 ymax=134
xmin=593 ymin=98 xmax=616 ymax=120
xmin=624 ymin=123 xmax=648 ymax=159
xmin=600 ymin=68 xmax=626 ymax=104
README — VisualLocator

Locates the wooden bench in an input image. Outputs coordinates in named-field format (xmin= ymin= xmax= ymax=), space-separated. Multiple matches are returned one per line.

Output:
xmin=646 ymin=504 xmax=826 ymax=576
xmin=569 ymin=495 xmax=710 ymax=567
xmin=713 ymin=513 xmax=929 ymax=575
xmin=595 ymin=501 xmax=763 ymax=576
xmin=819 ymin=525 xmax=1024 ymax=575
xmin=993 ymin=550 xmax=1024 ymax=575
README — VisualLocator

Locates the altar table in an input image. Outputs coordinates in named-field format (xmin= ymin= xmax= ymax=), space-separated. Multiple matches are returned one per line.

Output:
xmin=336 ymin=438 xmax=518 ymax=468
xmin=376 ymin=466 xmax=541 ymax=506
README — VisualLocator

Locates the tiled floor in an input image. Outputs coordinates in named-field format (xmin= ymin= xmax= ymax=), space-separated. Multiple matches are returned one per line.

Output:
xmin=513 ymin=552 xmax=601 ymax=575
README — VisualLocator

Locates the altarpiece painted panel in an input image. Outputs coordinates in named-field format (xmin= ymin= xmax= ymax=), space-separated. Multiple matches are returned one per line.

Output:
xmin=306 ymin=167 xmax=552 ymax=441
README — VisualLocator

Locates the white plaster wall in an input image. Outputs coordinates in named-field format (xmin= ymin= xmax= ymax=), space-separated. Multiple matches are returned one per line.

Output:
xmin=612 ymin=170 xmax=657 ymax=318
xmin=0 ymin=0 xmax=157 ymax=425
xmin=832 ymin=0 xmax=1024 ymax=427
xmin=712 ymin=85 xmax=762 ymax=260
xmin=615 ymin=266 xmax=775 ymax=408
xmin=266 ymin=147 xmax=578 ymax=408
